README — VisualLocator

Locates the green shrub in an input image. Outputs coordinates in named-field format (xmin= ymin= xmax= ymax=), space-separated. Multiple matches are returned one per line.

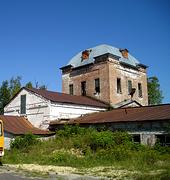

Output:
xmin=4 ymin=125 xmax=170 ymax=175
xmin=141 ymin=149 xmax=159 ymax=165
xmin=112 ymin=131 xmax=132 ymax=145
xmin=89 ymin=130 xmax=114 ymax=150
xmin=154 ymin=142 xmax=170 ymax=154
xmin=10 ymin=133 xmax=39 ymax=149
xmin=56 ymin=125 xmax=87 ymax=137
xmin=50 ymin=151 xmax=68 ymax=163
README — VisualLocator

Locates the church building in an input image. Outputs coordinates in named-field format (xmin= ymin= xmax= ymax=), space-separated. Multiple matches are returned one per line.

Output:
xmin=60 ymin=44 xmax=148 ymax=107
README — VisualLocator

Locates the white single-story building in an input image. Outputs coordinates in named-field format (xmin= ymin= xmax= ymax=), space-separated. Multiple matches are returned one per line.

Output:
xmin=4 ymin=87 xmax=108 ymax=129
xmin=0 ymin=115 xmax=53 ymax=149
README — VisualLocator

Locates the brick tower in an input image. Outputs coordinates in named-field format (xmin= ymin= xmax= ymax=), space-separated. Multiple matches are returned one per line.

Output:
xmin=60 ymin=44 xmax=148 ymax=107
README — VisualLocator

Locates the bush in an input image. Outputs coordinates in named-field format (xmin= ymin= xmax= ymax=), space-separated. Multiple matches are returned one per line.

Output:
xmin=89 ymin=130 xmax=114 ymax=150
xmin=154 ymin=141 xmax=170 ymax=154
xmin=112 ymin=131 xmax=132 ymax=145
xmin=141 ymin=149 xmax=159 ymax=165
xmin=50 ymin=151 xmax=68 ymax=163
xmin=56 ymin=125 xmax=87 ymax=137
xmin=10 ymin=133 xmax=39 ymax=149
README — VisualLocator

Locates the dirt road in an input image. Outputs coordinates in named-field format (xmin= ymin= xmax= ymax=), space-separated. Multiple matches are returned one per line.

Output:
xmin=0 ymin=165 xmax=103 ymax=180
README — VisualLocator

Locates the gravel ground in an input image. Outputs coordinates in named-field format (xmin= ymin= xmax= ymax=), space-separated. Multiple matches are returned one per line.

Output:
xmin=0 ymin=164 xmax=109 ymax=180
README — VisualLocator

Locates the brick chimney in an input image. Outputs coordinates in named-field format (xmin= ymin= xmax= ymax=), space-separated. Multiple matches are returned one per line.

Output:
xmin=119 ymin=48 xmax=129 ymax=59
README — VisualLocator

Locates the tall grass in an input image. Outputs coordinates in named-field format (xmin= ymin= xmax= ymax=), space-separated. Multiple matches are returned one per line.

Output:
xmin=3 ymin=126 xmax=170 ymax=178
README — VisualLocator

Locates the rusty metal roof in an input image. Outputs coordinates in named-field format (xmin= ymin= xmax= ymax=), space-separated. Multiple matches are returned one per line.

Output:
xmin=25 ymin=87 xmax=108 ymax=108
xmin=50 ymin=104 xmax=170 ymax=125
xmin=0 ymin=115 xmax=53 ymax=135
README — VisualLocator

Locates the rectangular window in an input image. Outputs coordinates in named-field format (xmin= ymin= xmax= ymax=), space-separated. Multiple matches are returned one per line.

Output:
xmin=20 ymin=95 xmax=26 ymax=114
xmin=95 ymin=78 xmax=100 ymax=93
xmin=81 ymin=81 xmax=86 ymax=96
xmin=133 ymin=135 xmax=140 ymax=143
xmin=128 ymin=80 xmax=132 ymax=95
xmin=138 ymin=83 xmax=142 ymax=98
xmin=117 ymin=78 xmax=122 ymax=94
xmin=69 ymin=84 xmax=74 ymax=95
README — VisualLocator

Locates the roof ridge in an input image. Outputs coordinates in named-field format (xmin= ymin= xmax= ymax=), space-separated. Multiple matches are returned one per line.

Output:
xmin=24 ymin=87 xmax=108 ymax=108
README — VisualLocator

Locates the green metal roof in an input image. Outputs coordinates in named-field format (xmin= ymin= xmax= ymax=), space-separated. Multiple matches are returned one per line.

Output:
xmin=68 ymin=44 xmax=140 ymax=68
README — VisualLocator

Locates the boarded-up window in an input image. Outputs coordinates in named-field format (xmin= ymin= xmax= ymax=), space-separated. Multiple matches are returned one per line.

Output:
xmin=128 ymin=80 xmax=132 ymax=95
xmin=138 ymin=83 xmax=142 ymax=98
xmin=81 ymin=81 xmax=86 ymax=96
xmin=117 ymin=78 xmax=122 ymax=94
xmin=20 ymin=95 xmax=26 ymax=114
xmin=69 ymin=84 xmax=74 ymax=95
xmin=95 ymin=78 xmax=100 ymax=93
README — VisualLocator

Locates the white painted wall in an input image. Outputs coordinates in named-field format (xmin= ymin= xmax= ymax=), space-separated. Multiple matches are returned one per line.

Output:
xmin=4 ymin=88 xmax=107 ymax=129
xmin=4 ymin=89 xmax=50 ymax=129
xmin=4 ymin=132 xmax=14 ymax=149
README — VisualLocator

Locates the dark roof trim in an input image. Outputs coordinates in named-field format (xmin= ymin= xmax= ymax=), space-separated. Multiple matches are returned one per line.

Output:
xmin=137 ymin=63 xmax=148 ymax=69
xmin=72 ymin=62 xmax=94 ymax=70
xmin=60 ymin=64 xmax=73 ymax=70
xmin=120 ymin=61 xmax=138 ymax=70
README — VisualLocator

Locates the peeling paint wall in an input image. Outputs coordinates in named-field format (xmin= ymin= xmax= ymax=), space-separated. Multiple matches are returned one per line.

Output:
xmin=4 ymin=89 xmax=50 ymax=129
xmin=4 ymin=131 xmax=14 ymax=149
xmin=4 ymin=89 xmax=106 ymax=129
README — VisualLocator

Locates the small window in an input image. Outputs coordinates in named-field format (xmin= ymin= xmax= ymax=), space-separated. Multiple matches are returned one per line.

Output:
xmin=138 ymin=83 xmax=142 ymax=98
xmin=133 ymin=135 xmax=140 ymax=143
xmin=20 ymin=95 xmax=26 ymax=114
xmin=69 ymin=84 xmax=74 ymax=95
xmin=95 ymin=78 xmax=100 ymax=93
xmin=81 ymin=81 xmax=86 ymax=96
xmin=117 ymin=78 xmax=122 ymax=94
xmin=128 ymin=80 xmax=132 ymax=95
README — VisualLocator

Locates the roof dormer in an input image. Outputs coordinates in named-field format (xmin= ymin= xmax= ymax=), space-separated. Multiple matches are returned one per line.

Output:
xmin=81 ymin=49 xmax=92 ymax=61
xmin=119 ymin=48 xmax=129 ymax=59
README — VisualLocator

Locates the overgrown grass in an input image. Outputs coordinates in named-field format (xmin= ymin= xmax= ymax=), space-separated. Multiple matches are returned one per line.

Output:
xmin=2 ymin=126 xmax=170 ymax=179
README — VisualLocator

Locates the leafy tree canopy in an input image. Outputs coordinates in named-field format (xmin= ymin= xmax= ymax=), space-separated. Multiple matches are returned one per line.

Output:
xmin=147 ymin=76 xmax=163 ymax=105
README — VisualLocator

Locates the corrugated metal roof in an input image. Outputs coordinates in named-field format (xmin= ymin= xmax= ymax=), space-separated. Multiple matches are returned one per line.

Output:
xmin=50 ymin=104 xmax=170 ymax=125
xmin=67 ymin=44 xmax=140 ymax=68
xmin=0 ymin=115 xmax=53 ymax=135
xmin=25 ymin=87 xmax=108 ymax=108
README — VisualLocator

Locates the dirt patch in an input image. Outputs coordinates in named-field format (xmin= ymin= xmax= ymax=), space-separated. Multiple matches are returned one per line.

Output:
xmin=4 ymin=164 xmax=140 ymax=179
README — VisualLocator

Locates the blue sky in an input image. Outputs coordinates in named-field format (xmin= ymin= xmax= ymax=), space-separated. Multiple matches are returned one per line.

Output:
xmin=0 ymin=0 xmax=170 ymax=103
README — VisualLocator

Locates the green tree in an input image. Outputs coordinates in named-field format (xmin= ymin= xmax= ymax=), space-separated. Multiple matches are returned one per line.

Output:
xmin=0 ymin=81 xmax=11 ymax=114
xmin=39 ymin=85 xmax=47 ymax=90
xmin=25 ymin=81 xmax=33 ymax=88
xmin=35 ymin=81 xmax=47 ymax=90
xmin=9 ymin=76 xmax=22 ymax=97
xmin=147 ymin=76 xmax=163 ymax=105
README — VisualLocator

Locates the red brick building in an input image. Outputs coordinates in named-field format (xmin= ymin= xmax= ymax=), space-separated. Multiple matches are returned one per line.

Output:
xmin=60 ymin=44 xmax=148 ymax=107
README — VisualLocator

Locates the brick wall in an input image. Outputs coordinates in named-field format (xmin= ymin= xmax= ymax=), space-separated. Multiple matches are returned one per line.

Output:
xmin=61 ymin=56 xmax=148 ymax=106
